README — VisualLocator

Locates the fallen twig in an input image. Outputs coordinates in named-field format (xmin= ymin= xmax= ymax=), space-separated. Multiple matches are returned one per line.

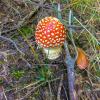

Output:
xmin=56 ymin=2 xmax=78 ymax=99
xmin=0 ymin=86 xmax=7 ymax=100
xmin=0 ymin=35 xmax=24 ymax=55
xmin=57 ymin=74 xmax=63 ymax=100
xmin=64 ymin=41 xmax=77 ymax=100
xmin=64 ymin=10 xmax=78 ymax=100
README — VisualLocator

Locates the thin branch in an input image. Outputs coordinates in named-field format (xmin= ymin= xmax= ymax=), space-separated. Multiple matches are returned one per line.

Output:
xmin=0 ymin=86 xmax=7 ymax=100
xmin=64 ymin=10 xmax=78 ymax=100
xmin=48 ymin=81 xmax=53 ymax=100
xmin=68 ymin=10 xmax=78 ymax=60
xmin=0 ymin=35 xmax=24 ymax=55
xmin=62 ymin=86 xmax=69 ymax=100
xmin=2 ymin=87 xmax=8 ymax=100
xmin=57 ymin=74 xmax=63 ymax=100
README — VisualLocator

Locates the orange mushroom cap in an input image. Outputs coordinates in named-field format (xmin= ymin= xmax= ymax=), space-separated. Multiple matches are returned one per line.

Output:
xmin=35 ymin=16 xmax=66 ymax=48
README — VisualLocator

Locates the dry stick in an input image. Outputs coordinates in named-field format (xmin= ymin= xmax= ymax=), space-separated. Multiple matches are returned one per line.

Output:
xmin=64 ymin=41 xmax=77 ymax=100
xmin=62 ymin=86 xmax=69 ymax=100
xmin=64 ymin=10 xmax=78 ymax=100
xmin=0 ymin=86 xmax=7 ymax=100
xmin=0 ymin=37 xmax=31 ymax=68
xmin=57 ymin=74 xmax=63 ymax=100
xmin=0 ymin=35 xmax=24 ymax=55
xmin=56 ymin=2 xmax=77 ymax=99
xmin=48 ymin=81 xmax=53 ymax=100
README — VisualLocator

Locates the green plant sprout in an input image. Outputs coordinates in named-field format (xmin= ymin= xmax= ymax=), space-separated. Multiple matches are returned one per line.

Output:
xmin=11 ymin=70 xmax=25 ymax=79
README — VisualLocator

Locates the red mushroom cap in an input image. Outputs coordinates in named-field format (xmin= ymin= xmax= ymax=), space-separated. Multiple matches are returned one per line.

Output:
xmin=35 ymin=16 xmax=66 ymax=48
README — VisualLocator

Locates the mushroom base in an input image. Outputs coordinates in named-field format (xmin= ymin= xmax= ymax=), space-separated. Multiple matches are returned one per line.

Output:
xmin=43 ymin=46 xmax=62 ymax=60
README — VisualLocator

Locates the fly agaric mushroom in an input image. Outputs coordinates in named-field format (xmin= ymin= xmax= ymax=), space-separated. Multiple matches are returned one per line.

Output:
xmin=35 ymin=16 xmax=66 ymax=60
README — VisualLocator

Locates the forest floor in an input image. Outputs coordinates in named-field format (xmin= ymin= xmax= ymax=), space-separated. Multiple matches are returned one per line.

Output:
xmin=0 ymin=0 xmax=100 ymax=100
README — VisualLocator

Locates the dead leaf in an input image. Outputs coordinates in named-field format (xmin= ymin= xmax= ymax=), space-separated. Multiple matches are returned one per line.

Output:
xmin=76 ymin=48 xmax=89 ymax=70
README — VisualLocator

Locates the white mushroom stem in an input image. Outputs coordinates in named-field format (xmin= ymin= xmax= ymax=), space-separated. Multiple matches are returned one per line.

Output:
xmin=43 ymin=46 xmax=62 ymax=60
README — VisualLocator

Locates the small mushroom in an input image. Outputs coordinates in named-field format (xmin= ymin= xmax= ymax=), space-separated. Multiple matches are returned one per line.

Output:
xmin=35 ymin=16 xmax=66 ymax=60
